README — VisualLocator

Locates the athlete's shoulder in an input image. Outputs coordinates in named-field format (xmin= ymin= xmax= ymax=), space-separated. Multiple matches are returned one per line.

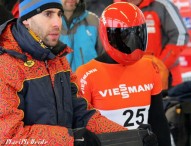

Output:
xmin=76 ymin=59 xmax=97 ymax=73
xmin=139 ymin=56 xmax=153 ymax=65
xmin=140 ymin=56 xmax=160 ymax=73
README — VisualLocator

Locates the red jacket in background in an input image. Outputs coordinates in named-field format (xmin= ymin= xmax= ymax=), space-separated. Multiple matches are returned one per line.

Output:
xmin=12 ymin=2 xmax=19 ymax=18
xmin=140 ymin=0 xmax=189 ymax=86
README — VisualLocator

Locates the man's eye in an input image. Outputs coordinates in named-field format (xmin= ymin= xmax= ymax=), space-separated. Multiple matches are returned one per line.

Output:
xmin=58 ymin=11 xmax=63 ymax=17
xmin=45 ymin=12 xmax=51 ymax=17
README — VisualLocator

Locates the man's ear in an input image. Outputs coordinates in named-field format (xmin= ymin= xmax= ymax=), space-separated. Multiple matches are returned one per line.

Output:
xmin=22 ymin=20 xmax=30 ymax=29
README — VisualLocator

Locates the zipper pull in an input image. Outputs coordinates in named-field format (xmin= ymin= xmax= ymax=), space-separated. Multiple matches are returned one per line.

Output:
xmin=45 ymin=60 xmax=48 ymax=68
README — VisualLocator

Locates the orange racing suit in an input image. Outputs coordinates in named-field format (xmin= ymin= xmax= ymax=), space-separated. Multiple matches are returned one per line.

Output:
xmin=76 ymin=53 xmax=170 ymax=146
xmin=76 ymin=53 xmax=171 ymax=146
xmin=76 ymin=57 xmax=162 ymax=129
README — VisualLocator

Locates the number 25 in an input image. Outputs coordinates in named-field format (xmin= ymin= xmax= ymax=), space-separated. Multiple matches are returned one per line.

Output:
xmin=123 ymin=108 xmax=146 ymax=127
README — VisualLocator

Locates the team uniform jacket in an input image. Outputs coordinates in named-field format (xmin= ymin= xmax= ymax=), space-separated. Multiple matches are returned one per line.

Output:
xmin=76 ymin=53 xmax=171 ymax=146
xmin=60 ymin=10 xmax=103 ymax=72
xmin=76 ymin=57 xmax=162 ymax=129
xmin=0 ymin=19 xmax=125 ymax=145
xmin=140 ymin=0 xmax=188 ymax=66
xmin=140 ymin=0 xmax=189 ymax=85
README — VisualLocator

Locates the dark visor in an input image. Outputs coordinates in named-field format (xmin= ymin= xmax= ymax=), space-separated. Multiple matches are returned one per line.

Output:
xmin=107 ymin=24 xmax=147 ymax=54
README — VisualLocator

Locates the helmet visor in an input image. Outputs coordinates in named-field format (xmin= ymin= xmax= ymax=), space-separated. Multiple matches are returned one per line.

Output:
xmin=107 ymin=23 xmax=147 ymax=54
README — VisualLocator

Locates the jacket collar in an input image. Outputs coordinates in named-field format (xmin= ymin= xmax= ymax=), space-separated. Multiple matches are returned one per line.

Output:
xmin=0 ymin=18 xmax=72 ymax=62
xmin=62 ymin=10 xmax=88 ymax=29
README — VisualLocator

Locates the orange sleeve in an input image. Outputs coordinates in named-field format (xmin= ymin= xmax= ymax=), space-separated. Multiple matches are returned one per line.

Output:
xmin=151 ymin=60 xmax=163 ymax=95
xmin=86 ymin=112 xmax=127 ymax=134
xmin=76 ymin=66 xmax=92 ymax=103
xmin=0 ymin=67 xmax=73 ymax=146
xmin=143 ymin=55 xmax=169 ymax=90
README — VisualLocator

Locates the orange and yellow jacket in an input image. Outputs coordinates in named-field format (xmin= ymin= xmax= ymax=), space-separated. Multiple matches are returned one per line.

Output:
xmin=0 ymin=19 xmax=125 ymax=146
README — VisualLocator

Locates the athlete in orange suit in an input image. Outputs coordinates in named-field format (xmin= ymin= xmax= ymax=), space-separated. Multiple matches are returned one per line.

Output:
xmin=76 ymin=2 xmax=171 ymax=146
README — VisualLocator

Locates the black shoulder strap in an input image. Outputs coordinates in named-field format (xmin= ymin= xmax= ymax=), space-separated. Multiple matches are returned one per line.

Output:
xmin=0 ymin=46 xmax=27 ymax=62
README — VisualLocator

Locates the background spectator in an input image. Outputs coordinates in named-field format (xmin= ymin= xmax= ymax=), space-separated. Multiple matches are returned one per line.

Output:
xmin=0 ymin=0 xmax=13 ymax=25
xmin=85 ymin=0 xmax=113 ymax=17
xmin=60 ymin=0 xmax=104 ymax=72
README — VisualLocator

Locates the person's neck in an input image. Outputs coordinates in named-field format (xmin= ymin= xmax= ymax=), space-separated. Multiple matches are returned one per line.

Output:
xmin=64 ymin=11 xmax=73 ymax=20
xmin=95 ymin=52 xmax=118 ymax=64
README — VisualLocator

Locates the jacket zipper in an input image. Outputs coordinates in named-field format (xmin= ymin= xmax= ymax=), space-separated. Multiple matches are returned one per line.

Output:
xmin=45 ymin=60 xmax=48 ymax=69
xmin=80 ymin=48 xmax=84 ymax=64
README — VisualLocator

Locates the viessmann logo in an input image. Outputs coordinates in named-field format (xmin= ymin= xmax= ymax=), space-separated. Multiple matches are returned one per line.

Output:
xmin=99 ymin=84 xmax=154 ymax=98
xmin=80 ymin=68 xmax=98 ymax=94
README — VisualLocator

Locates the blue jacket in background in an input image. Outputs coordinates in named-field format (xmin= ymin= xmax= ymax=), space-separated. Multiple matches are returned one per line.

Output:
xmin=60 ymin=10 xmax=103 ymax=72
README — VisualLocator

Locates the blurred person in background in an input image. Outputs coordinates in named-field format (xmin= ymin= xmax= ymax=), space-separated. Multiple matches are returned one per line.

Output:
xmin=0 ymin=0 xmax=13 ymax=25
xmin=11 ymin=0 xmax=19 ymax=18
xmin=85 ymin=0 xmax=113 ymax=17
xmin=60 ymin=0 xmax=104 ymax=72
xmin=0 ymin=0 xmax=19 ymax=18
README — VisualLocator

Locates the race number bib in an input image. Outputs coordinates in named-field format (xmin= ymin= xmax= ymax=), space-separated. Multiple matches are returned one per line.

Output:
xmin=99 ymin=105 xmax=150 ymax=130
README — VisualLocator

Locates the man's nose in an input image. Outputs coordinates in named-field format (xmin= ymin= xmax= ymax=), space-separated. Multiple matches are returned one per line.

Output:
xmin=52 ymin=15 xmax=62 ymax=27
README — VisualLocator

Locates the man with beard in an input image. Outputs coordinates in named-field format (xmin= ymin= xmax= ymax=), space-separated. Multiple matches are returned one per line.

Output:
xmin=0 ymin=0 xmax=127 ymax=145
